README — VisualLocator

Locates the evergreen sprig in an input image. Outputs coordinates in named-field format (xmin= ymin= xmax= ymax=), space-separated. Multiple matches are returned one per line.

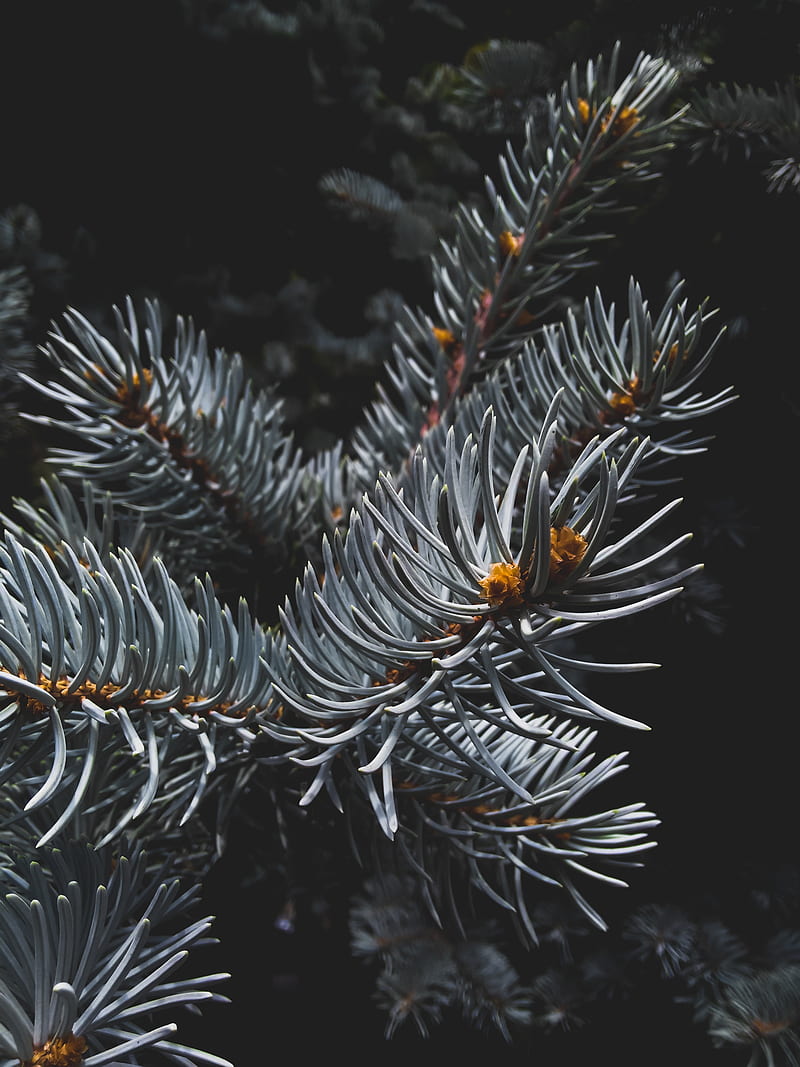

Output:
xmin=0 ymin=840 xmax=231 ymax=1067
xmin=261 ymin=400 xmax=697 ymax=847
xmin=0 ymin=29 xmax=755 ymax=1060
xmin=0 ymin=531 xmax=271 ymax=847
xmin=681 ymin=78 xmax=800 ymax=194
xmin=22 ymin=299 xmax=305 ymax=583
xmin=342 ymin=45 xmax=687 ymax=500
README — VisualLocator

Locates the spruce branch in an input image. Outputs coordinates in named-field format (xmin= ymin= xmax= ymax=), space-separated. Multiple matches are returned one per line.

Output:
xmin=418 ymin=275 xmax=733 ymax=505
xmin=680 ymin=78 xmax=800 ymax=194
xmin=262 ymin=404 xmax=695 ymax=841
xmin=338 ymin=44 xmax=687 ymax=500
xmin=0 ymin=840 xmax=231 ymax=1067
xmin=319 ymin=167 xmax=405 ymax=224
xmin=0 ymin=18 xmax=752 ymax=1057
xmin=704 ymin=966 xmax=800 ymax=1066
xmin=20 ymin=298 xmax=305 ymax=582
xmin=454 ymin=941 xmax=534 ymax=1039
xmin=349 ymin=873 xmax=533 ymax=1039
xmin=1 ymin=475 xmax=167 ymax=589
xmin=449 ymin=38 xmax=555 ymax=129
xmin=0 ymin=531 xmax=276 ymax=847
xmin=384 ymin=717 xmax=659 ymax=936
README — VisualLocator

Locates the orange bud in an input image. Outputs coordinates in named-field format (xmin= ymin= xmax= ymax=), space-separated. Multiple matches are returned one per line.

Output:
xmin=549 ymin=526 xmax=588 ymax=581
xmin=498 ymin=230 xmax=524 ymax=257
xmin=479 ymin=561 xmax=524 ymax=608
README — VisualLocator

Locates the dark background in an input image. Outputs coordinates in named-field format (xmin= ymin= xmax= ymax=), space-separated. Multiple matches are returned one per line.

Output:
xmin=0 ymin=2 xmax=797 ymax=1064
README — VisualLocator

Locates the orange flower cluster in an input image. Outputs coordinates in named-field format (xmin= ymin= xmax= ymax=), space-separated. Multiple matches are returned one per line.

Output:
xmin=478 ymin=560 xmax=525 ymax=608
xmin=602 ymin=105 xmax=639 ymax=137
xmin=576 ymin=97 xmax=593 ymax=124
xmin=432 ymin=326 xmax=459 ymax=354
xmin=498 ymin=229 xmax=525 ymax=257
xmin=549 ymin=525 xmax=588 ymax=580
xmin=478 ymin=528 xmax=588 ymax=607
xmin=576 ymin=98 xmax=640 ymax=139
xmin=606 ymin=386 xmax=639 ymax=418
xmin=25 ymin=1034 xmax=88 ymax=1067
